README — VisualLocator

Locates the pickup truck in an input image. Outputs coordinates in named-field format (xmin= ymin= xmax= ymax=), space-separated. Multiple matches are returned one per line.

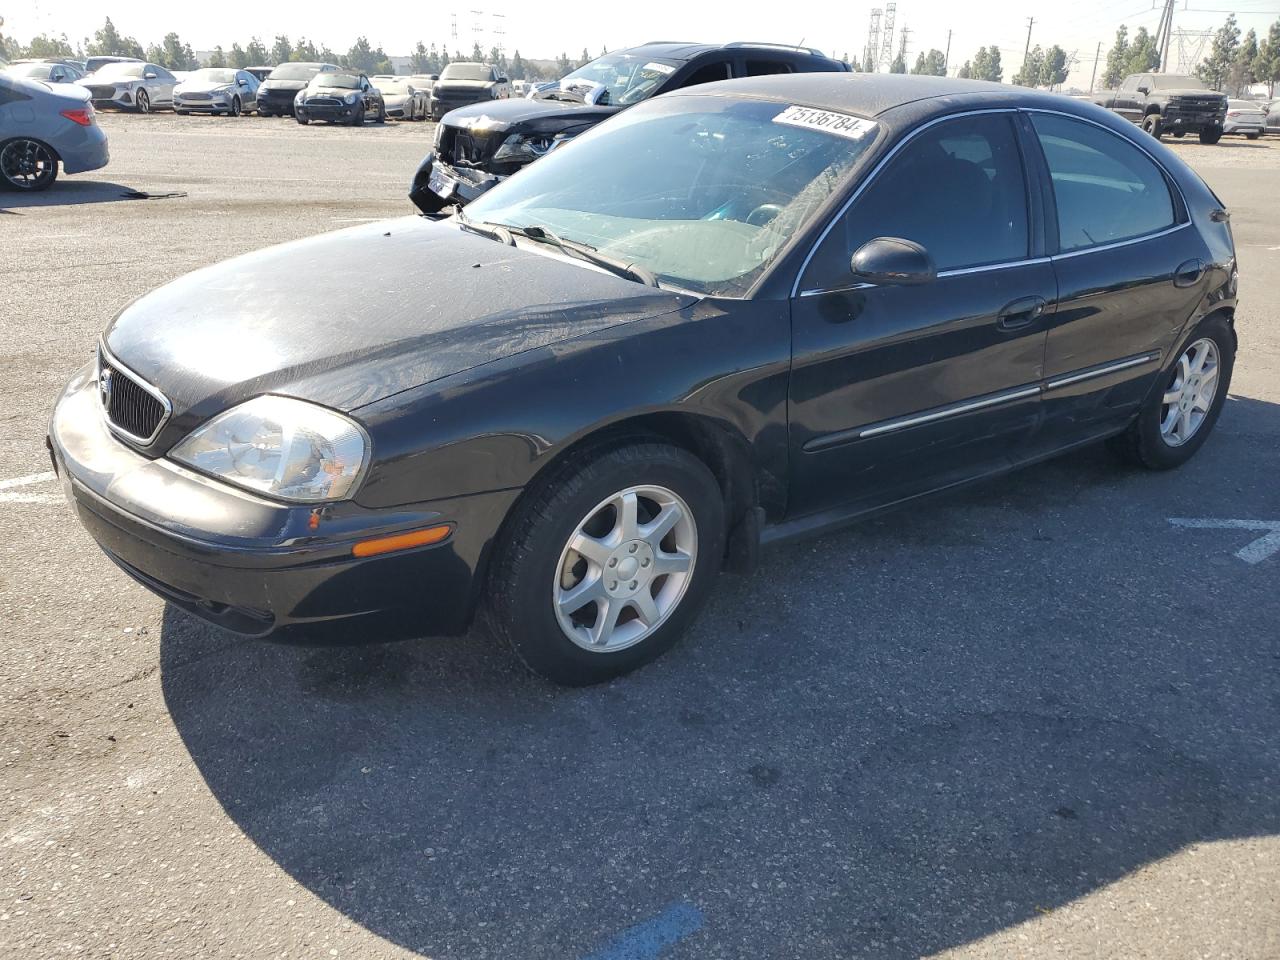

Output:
xmin=1092 ymin=72 xmax=1227 ymax=143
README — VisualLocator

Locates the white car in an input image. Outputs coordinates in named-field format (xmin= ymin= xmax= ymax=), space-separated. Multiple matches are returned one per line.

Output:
xmin=81 ymin=61 xmax=176 ymax=113
xmin=372 ymin=76 xmax=428 ymax=120
xmin=174 ymin=68 xmax=260 ymax=117
xmin=1224 ymin=99 xmax=1266 ymax=139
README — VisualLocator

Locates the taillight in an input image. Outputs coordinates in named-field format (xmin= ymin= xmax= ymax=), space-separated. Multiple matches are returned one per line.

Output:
xmin=60 ymin=106 xmax=94 ymax=126
xmin=1227 ymin=110 xmax=1240 ymax=117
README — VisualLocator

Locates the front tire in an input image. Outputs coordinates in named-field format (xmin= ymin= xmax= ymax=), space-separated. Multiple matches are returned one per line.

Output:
xmin=231 ymin=96 xmax=242 ymax=117
xmin=487 ymin=441 xmax=726 ymax=685
xmin=1109 ymin=314 xmax=1235 ymax=469
xmin=136 ymin=90 xmax=151 ymax=114
xmin=1142 ymin=113 xmax=1163 ymax=139
xmin=1199 ymin=128 xmax=1223 ymax=145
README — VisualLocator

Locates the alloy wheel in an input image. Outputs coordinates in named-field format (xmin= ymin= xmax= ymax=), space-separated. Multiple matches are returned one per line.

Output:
xmin=1161 ymin=337 xmax=1220 ymax=446
xmin=0 ymin=139 xmax=57 ymax=190
xmin=553 ymin=485 xmax=697 ymax=653
xmin=137 ymin=90 xmax=150 ymax=113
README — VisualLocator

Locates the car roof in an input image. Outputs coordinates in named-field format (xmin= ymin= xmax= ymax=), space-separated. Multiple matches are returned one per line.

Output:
xmin=621 ymin=40 xmax=837 ymax=63
xmin=666 ymin=72 xmax=1057 ymax=119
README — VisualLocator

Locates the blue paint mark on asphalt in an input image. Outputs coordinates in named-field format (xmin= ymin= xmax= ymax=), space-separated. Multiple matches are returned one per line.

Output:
xmin=579 ymin=901 xmax=704 ymax=960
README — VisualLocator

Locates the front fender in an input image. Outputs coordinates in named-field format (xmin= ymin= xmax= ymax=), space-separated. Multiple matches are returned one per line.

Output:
xmin=351 ymin=298 xmax=792 ymax=517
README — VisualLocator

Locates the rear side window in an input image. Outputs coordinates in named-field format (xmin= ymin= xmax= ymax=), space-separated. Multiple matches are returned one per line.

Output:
xmin=1030 ymin=113 xmax=1175 ymax=253
xmin=679 ymin=60 xmax=732 ymax=88
xmin=802 ymin=112 xmax=1029 ymax=289
xmin=745 ymin=60 xmax=793 ymax=77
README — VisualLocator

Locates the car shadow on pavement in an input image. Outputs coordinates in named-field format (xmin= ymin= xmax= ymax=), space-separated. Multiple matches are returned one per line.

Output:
xmin=0 ymin=180 xmax=148 ymax=211
xmin=160 ymin=395 xmax=1280 ymax=959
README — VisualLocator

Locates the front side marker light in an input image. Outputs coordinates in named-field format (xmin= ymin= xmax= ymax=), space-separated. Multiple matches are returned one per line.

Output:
xmin=352 ymin=525 xmax=452 ymax=558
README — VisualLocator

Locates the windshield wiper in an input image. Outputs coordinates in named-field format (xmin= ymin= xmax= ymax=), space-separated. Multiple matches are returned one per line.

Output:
xmin=508 ymin=224 xmax=658 ymax=287
xmin=455 ymin=210 xmax=514 ymax=246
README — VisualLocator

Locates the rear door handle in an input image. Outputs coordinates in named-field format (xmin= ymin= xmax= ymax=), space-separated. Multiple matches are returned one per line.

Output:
xmin=996 ymin=296 xmax=1048 ymax=331
xmin=1174 ymin=258 xmax=1205 ymax=288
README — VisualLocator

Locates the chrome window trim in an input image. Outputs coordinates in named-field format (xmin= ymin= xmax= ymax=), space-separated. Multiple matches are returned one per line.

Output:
xmin=1050 ymin=222 xmax=1191 ymax=261
xmin=1044 ymin=351 xmax=1161 ymax=390
xmin=96 ymin=340 xmax=173 ymax=447
xmin=800 ymin=255 xmax=1054 ymax=297
xmin=790 ymin=107 xmax=1022 ymax=299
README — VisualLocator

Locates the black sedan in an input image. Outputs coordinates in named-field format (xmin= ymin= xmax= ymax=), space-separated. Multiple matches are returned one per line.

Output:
xmin=49 ymin=75 xmax=1238 ymax=685
xmin=295 ymin=72 xmax=385 ymax=125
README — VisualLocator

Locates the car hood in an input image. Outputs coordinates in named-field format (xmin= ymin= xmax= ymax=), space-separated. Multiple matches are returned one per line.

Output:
xmin=102 ymin=217 xmax=691 ymax=427
xmin=434 ymin=79 xmax=496 ymax=91
xmin=305 ymin=85 xmax=361 ymax=97
xmin=441 ymin=95 xmax=616 ymax=134
xmin=174 ymin=81 xmax=233 ymax=95
xmin=1164 ymin=88 xmax=1226 ymax=99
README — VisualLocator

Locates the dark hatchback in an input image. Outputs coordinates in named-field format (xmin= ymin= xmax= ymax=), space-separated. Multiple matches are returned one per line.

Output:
xmin=410 ymin=41 xmax=850 ymax=213
xmin=257 ymin=61 xmax=338 ymax=116
xmin=51 ymin=75 xmax=1238 ymax=685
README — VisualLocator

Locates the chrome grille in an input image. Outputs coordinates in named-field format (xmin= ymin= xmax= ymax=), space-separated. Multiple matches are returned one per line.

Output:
xmin=307 ymin=96 xmax=342 ymax=106
xmin=98 ymin=350 xmax=170 ymax=445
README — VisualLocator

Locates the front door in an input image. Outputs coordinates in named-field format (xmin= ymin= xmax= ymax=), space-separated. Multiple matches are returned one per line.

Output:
xmin=788 ymin=111 xmax=1055 ymax=519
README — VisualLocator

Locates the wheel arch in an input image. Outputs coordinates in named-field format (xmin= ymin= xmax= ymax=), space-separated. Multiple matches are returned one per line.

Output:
xmin=1145 ymin=104 xmax=1163 ymax=116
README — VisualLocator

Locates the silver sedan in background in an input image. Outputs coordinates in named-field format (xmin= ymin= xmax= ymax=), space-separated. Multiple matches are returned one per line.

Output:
xmin=1225 ymin=99 xmax=1266 ymax=139
xmin=81 ymin=61 xmax=176 ymax=113
xmin=174 ymin=68 xmax=260 ymax=116
xmin=5 ymin=59 xmax=86 ymax=84
xmin=373 ymin=76 xmax=428 ymax=120
xmin=0 ymin=73 xmax=109 ymax=191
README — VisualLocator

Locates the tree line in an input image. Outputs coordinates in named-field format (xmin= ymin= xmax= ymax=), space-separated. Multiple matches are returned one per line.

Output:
xmin=1101 ymin=14 xmax=1280 ymax=94
xmin=0 ymin=18 xmax=602 ymax=80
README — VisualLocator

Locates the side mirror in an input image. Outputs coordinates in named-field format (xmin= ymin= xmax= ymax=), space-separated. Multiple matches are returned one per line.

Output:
xmin=850 ymin=237 xmax=936 ymax=286
xmin=145 ymin=71 xmax=157 ymax=80
xmin=498 ymin=76 xmax=510 ymax=84
xmin=1137 ymin=84 xmax=1150 ymax=95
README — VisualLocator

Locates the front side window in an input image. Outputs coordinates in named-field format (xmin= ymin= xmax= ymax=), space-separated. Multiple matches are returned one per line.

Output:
xmin=466 ymin=96 xmax=878 ymax=296
xmin=1120 ymin=75 xmax=1140 ymax=93
xmin=1030 ymin=113 xmax=1175 ymax=253
xmin=801 ymin=112 xmax=1029 ymax=290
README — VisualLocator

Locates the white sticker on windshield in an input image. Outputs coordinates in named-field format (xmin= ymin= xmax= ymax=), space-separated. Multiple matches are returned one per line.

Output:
xmin=773 ymin=105 xmax=877 ymax=141
xmin=643 ymin=61 xmax=676 ymax=75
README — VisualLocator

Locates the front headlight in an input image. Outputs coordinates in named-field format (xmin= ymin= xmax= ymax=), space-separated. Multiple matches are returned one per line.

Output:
xmin=295 ymin=90 xmax=306 ymax=103
xmin=493 ymin=132 xmax=562 ymax=162
xmin=345 ymin=92 xmax=359 ymax=104
xmin=169 ymin=395 xmax=368 ymax=502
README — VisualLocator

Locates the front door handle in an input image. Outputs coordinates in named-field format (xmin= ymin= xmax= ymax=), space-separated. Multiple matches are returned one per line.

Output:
xmin=1174 ymin=258 xmax=1205 ymax=288
xmin=996 ymin=296 xmax=1047 ymax=332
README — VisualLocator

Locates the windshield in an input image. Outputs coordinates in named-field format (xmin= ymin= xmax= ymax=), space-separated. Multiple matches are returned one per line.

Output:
xmin=93 ymin=62 xmax=146 ymax=80
xmin=8 ymin=63 xmax=55 ymax=78
xmin=441 ymin=63 xmax=492 ymax=82
xmin=1152 ymin=74 xmax=1209 ymax=90
xmin=554 ymin=52 xmax=679 ymax=106
xmin=188 ymin=68 xmax=238 ymax=84
xmin=311 ymin=73 xmax=360 ymax=89
xmin=466 ymin=96 xmax=877 ymax=297
xmin=379 ymin=78 xmax=412 ymax=93
xmin=271 ymin=63 xmax=325 ymax=81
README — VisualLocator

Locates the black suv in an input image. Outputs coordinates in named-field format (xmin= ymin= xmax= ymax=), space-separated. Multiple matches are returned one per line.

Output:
xmin=410 ymin=41 xmax=851 ymax=213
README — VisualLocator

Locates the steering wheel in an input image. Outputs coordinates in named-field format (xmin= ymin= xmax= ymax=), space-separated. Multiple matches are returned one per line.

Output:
xmin=746 ymin=203 xmax=784 ymax=227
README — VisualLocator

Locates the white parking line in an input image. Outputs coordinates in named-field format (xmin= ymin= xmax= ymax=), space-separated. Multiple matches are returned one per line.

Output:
xmin=0 ymin=472 xmax=57 ymax=505
xmin=1169 ymin=517 xmax=1280 ymax=564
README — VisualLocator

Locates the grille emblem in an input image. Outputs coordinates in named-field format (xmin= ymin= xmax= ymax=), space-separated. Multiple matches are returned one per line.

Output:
xmin=99 ymin=367 xmax=113 ymax=409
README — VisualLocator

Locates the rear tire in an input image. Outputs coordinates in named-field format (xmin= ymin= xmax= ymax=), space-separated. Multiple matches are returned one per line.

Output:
xmin=486 ymin=441 xmax=726 ymax=686
xmin=1246 ymin=131 xmax=1261 ymax=140
xmin=1142 ymin=113 xmax=1163 ymax=139
xmin=1108 ymin=314 xmax=1235 ymax=470
xmin=1199 ymin=128 xmax=1223 ymax=145
xmin=0 ymin=138 xmax=59 ymax=191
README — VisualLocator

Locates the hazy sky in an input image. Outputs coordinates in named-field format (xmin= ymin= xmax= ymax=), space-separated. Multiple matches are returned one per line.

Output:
xmin=9 ymin=0 xmax=1280 ymax=88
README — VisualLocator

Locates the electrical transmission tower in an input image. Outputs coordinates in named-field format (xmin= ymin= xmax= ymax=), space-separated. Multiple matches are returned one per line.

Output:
xmin=492 ymin=12 xmax=506 ymax=57
xmin=1173 ymin=28 xmax=1213 ymax=74
xmin=865 ymin=8 xmax=882 ymax=72
xmin=450 ymin=12 xmax=458 ymax=42
xmin=1153 ymin=0 xmax=1176 ymax=71
xmin=897 ymin=26 xmax=911 ymax=67
xmin=880 ymin=2 xmax=897 ymax=70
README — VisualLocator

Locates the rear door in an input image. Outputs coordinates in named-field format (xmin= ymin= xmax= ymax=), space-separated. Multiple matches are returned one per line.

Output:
xmin=1022 ymin=110 xmax=1211 ymax=452
xmin=787 ymin=111 xmax=1055 ymax=519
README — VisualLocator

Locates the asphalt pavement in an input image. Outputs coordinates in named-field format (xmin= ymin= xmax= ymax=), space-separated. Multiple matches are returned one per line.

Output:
xmin=1 ymin=113 xmax=1277 ymax=960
